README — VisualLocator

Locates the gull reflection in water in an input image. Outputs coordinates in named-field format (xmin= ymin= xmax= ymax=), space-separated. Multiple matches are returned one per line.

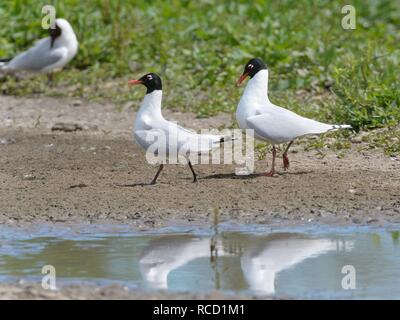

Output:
xmin=139 ymin=233 xmax=353 ymax=294
xmin=241 ymin=234 xmax=352 ymax=295
xmin=139 ymin=235 xmax=217 ymax=289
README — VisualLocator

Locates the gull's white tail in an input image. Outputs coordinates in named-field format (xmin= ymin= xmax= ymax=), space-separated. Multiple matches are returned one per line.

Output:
xmin=330 ymin=124 xmax=352 ymax=130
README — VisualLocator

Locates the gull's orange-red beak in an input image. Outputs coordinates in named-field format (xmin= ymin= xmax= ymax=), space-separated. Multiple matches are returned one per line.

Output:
xmin=128 ymin=79 xmax=142 ymax=85
xmin=236 ymin=72 xmax=249 ymax=86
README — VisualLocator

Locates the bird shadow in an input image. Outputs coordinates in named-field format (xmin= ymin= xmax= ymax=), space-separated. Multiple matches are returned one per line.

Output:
xmin=200 ymin=173 xmax=263 ymax=180
xmin=201 ymin=170 xmax=312 ymax=180
xmin=114 ymin=170 xmax=313 ymax=186
xmin=115 ymin=182 xmax=156 ymax=187
xmin=279 ymin=170 xmax=313 ymax=176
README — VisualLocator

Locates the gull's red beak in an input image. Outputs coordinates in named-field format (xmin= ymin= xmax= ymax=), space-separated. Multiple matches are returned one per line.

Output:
xmin=128 ymin=79 xmax=142 ymax=85
xmin=236 ymin=72 xmax=249 ymax=86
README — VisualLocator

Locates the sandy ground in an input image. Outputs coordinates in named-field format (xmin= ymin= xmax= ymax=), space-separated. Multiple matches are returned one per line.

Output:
xmin=1 ymin=95 xmax=400 ymax=299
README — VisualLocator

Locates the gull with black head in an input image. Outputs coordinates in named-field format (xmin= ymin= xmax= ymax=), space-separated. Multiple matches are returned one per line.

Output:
xmin=0 ymin=18 xmax=78 ymax=78
xmin=129 ymin=73 xmax=230 ymax=184
xmin=236 ymin=58 xmax=351 ymax=176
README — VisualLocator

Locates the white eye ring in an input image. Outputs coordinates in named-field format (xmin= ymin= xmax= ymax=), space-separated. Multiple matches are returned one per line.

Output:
xmin=248 ymin=64 xmax=254 ymax=69
xmin=147 ymin=75 xmax=153 ymax=80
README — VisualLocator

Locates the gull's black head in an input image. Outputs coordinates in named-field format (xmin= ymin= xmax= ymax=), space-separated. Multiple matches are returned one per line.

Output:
xmin=237 ymin=58 xmax=267 ymax=85
xmin=129 ymin=73 xmax=162 ymax=94
xmin=49 ymin=23 xmax=62 ymax=48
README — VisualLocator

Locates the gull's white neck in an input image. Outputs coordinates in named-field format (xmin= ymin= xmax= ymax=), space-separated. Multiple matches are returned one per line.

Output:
xmin=137 ymin=90 xmax=163 ymax=120
xmin=55 ymin=26 xmax=78 ymax=56
xmin=242 ymin=69 xmax=269 ymax=104
xmin=236 ymin=69 xmax=269 ymax=129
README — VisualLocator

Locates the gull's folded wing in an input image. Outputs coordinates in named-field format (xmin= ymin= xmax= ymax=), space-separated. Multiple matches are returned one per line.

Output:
xmin=5 ymin=38 xmax=66 ymax=71
xmin=246 ymin=106 xmax=337 ymax=143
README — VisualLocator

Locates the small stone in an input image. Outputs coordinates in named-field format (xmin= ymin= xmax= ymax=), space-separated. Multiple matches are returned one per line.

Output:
xmin=350 ymin=137 xmax=362 ymax=144
xmin=0 ymin=138 xmax=16 ymax=145
xmin=22 ymin=174 xmax=36 ymax=181
xmin=72 ymin=100 xmax=82 ymax=107
xmin=51 ymin=122 xmax=82 ymax=132
xmin=69 ymin=183 xmax=88 ymax=189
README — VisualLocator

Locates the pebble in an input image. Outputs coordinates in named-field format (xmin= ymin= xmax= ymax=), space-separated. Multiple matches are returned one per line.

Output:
xmin=51 ymin=122 xmax=83 ymax=132
xmin=22 ymin=174 xmax=36 ymax=181
xmin=72 ymin=100 xmax=82 ymax=107
xmin=0 ymin=138 xmax=16 ymax=145
xmin=350 ymin=137 xmax=362 ymax=144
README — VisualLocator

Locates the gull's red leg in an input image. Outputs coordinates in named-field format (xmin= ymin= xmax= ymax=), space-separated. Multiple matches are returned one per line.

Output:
xmin=263 ymin=145 xmax=276 ymax=177
xmin=283 ymin=140 xmax=293 ymax=170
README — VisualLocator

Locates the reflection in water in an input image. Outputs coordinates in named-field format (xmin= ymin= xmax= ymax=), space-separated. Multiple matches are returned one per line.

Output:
xmin=0 ymin=226 xmax=399 ymax=299
xmin=240 ymin=235 xmax=341 ymax=294
xmin=138 ymin=233 xmax=353 ymax=295
xmin=391 ymin=231 xmax=399 ymax=245
xmin=139 ymin=236 xmax=212 ymax=289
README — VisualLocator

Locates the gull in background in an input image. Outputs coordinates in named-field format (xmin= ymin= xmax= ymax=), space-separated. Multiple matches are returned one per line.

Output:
xmin=0 ymin=18 xmax=78 ymax=80
xmin=236 ymin=58 xmax=351 ymax=176
xmin=129 ymin=73 xmax=230 ymax=184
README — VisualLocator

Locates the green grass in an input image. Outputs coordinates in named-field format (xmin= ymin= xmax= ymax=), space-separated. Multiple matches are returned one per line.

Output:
xmin=0 ymin=0 xmax=399 ymax=153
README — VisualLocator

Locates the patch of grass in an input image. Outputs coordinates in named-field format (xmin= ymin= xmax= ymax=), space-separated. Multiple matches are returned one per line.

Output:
xmin=356 ymin=127 xmax=400 ymax=156
xmin=331 ymin=46 xmax=400 ymax=131
xmin=0 ymin=0 xmax=399 ymax=147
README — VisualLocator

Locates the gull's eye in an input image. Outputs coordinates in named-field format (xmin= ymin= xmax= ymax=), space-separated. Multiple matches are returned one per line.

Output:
xmin=147 ymin=75 xmax=153 ymax=80
xmin=248 ymin=64 xmax=254 ymax=69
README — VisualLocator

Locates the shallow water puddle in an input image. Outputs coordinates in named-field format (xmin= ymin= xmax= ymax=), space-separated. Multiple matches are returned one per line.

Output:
xmin=0 ymin=224 xmax=399 ymax=299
